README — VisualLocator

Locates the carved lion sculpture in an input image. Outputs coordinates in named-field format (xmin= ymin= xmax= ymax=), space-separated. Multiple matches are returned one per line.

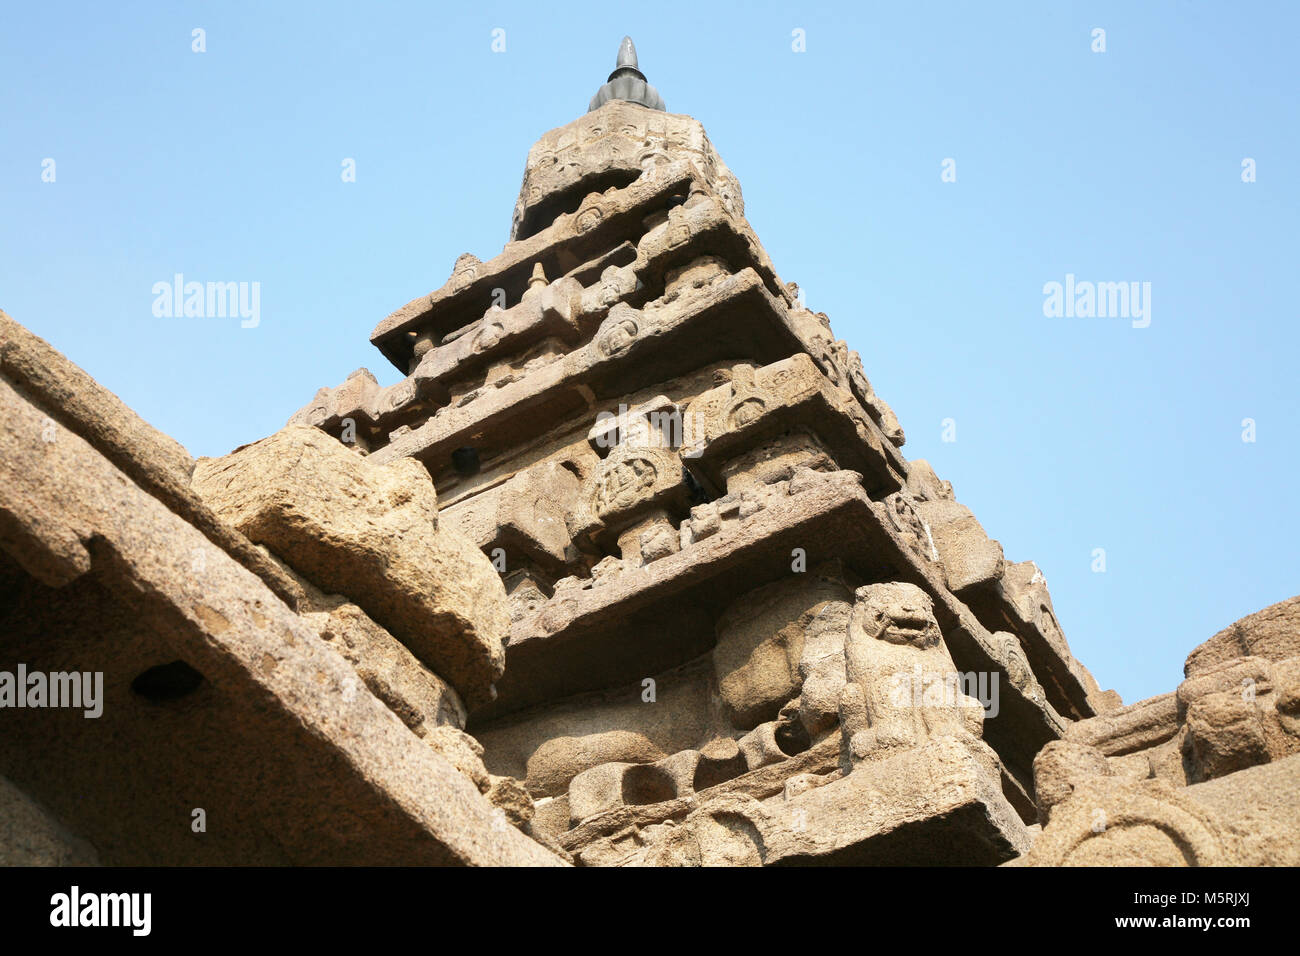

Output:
xmin=838 ymin=582 xmax=984 ymax=767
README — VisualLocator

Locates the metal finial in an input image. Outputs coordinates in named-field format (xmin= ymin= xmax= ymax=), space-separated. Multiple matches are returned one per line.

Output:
xmin=588 ymin=35 xmax=666 ymax=113
xmin=616 ymin=36 xmax=638 ymax=72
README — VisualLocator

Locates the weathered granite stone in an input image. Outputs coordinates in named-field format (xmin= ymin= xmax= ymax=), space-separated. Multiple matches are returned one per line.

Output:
xmin=681 ymin=353 xmax=900 ymax=498
xmin=192 ymin=425 xmax=508 ymax=706
xmin=514 ymin=99 xmax=743 ymax=241
xmin=603 ymin=735 xmax=1029 ymax=866
xmin=422 ymin=726 xmax=492 ymax=791
xmin=0 ymin=369 xmax=561 ymax=865
xmin=0 ymin=774 xmax=99 ymax=866
xmin=712 ymin=572 xmax=854 ymax=730
xmin=1185 ymin=594 xmax=1300 ymax=676
xmin=1066 ymin=692 xmax=1181 ymax=756
xmin=1016 ymin=597 xmax=1300 ymax=866
xmin=475 ymin=658 xmax=717 ymax=797
xmin=1021 ymin=754 xmax=1300 ymax=867
xmin=441 ymin=460 xmax=584 ymax=573
xmin=1032 ymin=739 xmax=1113 ymax=824
xmin=913 ymin=499 xmax=1004 ymax=595
xmin=486 ymin=775 xmax=536 ymax=829
xmin=305 ymin=599 xmax=468 ymax=733
xmin=1022 ymin=775 xmax=1230 ymax=866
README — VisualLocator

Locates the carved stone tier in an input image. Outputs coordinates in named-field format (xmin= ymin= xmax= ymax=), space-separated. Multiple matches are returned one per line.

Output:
xmin=371 ymin=158 xmax=786 ymax=373
xmin=512 ymin=100 xmax=745 ymax=242
xmin=475 ymin=469 xmax=1065 ymax=796
xmin=369 ymin=269 xmax=907 ymax=484
xmin=569 ymin=735 xmax=1030 ymax=866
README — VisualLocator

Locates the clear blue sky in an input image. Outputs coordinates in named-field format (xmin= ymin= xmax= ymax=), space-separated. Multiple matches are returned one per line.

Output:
xmin=3 ymin=1 xmax=1296 ymax=706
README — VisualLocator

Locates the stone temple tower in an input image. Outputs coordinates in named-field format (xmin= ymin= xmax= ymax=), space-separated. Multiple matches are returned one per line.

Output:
xmin=287 ymin=38 xmax=1120 ymax=864
xmin=5 ymin=39 xmax=1297 ymax=869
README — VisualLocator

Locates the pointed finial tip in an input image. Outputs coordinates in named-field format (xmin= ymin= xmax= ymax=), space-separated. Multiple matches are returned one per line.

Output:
xmin=617 ymin=36 xmax=638 ymax=70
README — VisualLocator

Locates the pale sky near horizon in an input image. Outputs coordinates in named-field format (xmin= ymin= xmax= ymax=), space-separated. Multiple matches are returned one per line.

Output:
xmin=2 ymin=1 xmax=1296 ymax=706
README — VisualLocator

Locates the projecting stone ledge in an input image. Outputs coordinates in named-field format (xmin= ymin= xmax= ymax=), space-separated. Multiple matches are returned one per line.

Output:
xmin=372 ymin=158 xmax=790 ymax=374
xmin=484 ymin=469 xmax=1066 ymax=782
xmin=370 ymin=268 xmax=905 ymax=491
xmin=590 ymin=735 xmax=1030 ymax=866
xmin=0 ymin=369 xmax=561 ymax=865
xmin=371 ymin=161 xmax=701 ymax=366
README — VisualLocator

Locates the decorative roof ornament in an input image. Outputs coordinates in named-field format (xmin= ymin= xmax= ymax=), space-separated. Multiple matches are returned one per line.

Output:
xmin=588 ymin=36 xmax=666 ymax=113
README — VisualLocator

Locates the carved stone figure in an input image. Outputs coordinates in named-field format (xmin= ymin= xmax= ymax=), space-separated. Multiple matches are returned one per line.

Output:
xmin=838 ymin=582 xmax=984 ymax=766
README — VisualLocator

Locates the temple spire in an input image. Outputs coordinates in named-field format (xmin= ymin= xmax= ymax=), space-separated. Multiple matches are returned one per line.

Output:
xmin=588 ymin=35 xmax=666 ymax=113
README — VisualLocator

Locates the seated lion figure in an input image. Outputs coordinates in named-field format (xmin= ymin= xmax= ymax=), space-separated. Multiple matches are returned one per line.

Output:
xmin=838 ymin=581 xmax=985 ymax=766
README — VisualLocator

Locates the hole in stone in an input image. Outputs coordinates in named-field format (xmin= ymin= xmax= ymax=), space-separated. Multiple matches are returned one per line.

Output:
xmin=683 ymin=467 xmax=711 ymax=505
xmin=774 ymin=720 xmax=811 ymax=758
xmin=451 ymin=447 xmax=480 ymax=476
xmin=558 ymin=458 xmax=586 ymax=480
xmin=132 ymin=661 xmax=204 ymax=702
xmin=621 ymin=764 xmax=676 ymax=806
